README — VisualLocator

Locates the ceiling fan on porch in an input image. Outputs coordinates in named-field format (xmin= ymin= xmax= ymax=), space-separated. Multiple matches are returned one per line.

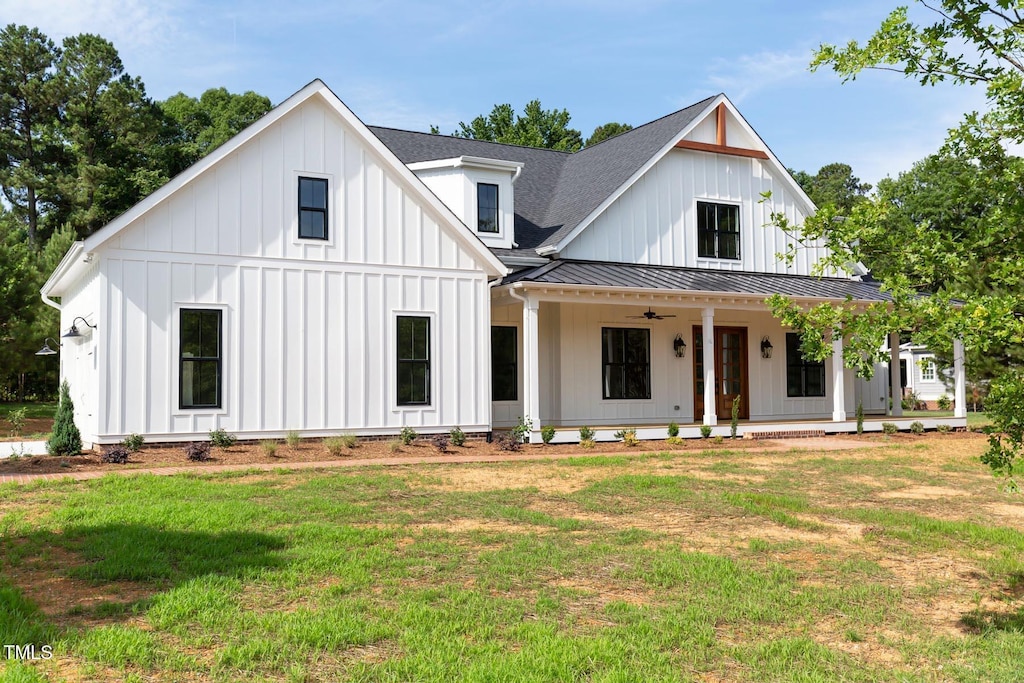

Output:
xmin=626 ymin=307 xmax=676 ymax=320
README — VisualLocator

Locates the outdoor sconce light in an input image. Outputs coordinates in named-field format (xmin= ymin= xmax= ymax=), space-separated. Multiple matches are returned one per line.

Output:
xmin=760 ymin=336 xmax=774 ymax=359
xmin=62 ymin=316 xmax=97 ymax=338
xmin=35 ymin=338 xmax=59 ymax=356
xmin=673 ymin=334 xmax=687 ymax=358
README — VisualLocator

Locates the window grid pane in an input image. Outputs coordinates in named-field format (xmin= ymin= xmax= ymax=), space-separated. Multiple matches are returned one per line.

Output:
xmin=785 ymin=332 xmax=825 ymax=397
xmin=491 ymin=326 xmax=517 ymax=401
xmin=601 ymin=328 xmax=651 ymax=400
xmin=180 ymin=309 xmax=222 ymax=409
xmin=298 ymin=177 xmax=328 ymax=240
xmin=397 ymin=316 xmax=431 ymax=405
xmin=696 ymin=201 xmax=740 ymax=260
xmin=478 ymin=183 xmax=499 ymax=233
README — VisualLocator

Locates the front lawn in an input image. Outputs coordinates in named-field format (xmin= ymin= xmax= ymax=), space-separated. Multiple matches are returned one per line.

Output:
xmin=2 ymin=435 xmax=1023 ymax=681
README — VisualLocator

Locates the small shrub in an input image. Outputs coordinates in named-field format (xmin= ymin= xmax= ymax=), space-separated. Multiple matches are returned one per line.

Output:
xmin=882 ymin=422 xmax=898 ymax=435
xmin=613 ymin=428 xmax=639 ymax=447
xmin=541 ymin=425 xmax=556 ymax=444
xmin=122 ymin=433 xmax=145 ymax=452
xmin=101 ymin=445 xmax=130 ymax=464
xmin=323 ymin=437 xmax=347 ymax=457
xmin=341 ymin=433 xmax=358 ymax=449
xmin=579 ymin=438 xmax=596 ymax=450
xmin=579 ymin=426 xmax=595 ymax=442
xmin=666 ymin=435 xmax=684 ymax=446
xmin=910 ymin=421 xmax=925 ymax=435
xmin=512 ymin=415 xmax=533 ymax=444
xmin=713 ymin=435 xmax=725 ymax=445
xmin=47 ymin=380 xmax=82 ymax=456
xmin=496 ymin=432 xmax=521 ymax=452
xmin=387 ymin=438 xmax=403 ymax=453
xmin=184 ymin=442 xmax=211 ymax=461
xmin=260 ymin=440 xmax=278 ymax=457
xmin=209 ymin=429 xmax=237 ymax=449
xmin=399 ymin=426 xmax=417 ymax=446
xmin=432 ymin=433 xmax=450 ymax=453
xmin=730 ymin=395 xmax=741 ymax=438
xmin=285 ymin=430 xmax=301 ymax=447
xmin=450 ymin=426 xmax=466 ymax=447
xmin=937 ymin=424 xmax=952 ymax=434
xmin=7 ymin=407 xmax=27 ymax=437
xmin=856 ymin=401 xmax=864 ymax=435
xmin=699 ymin=424 xmax=712 ymax=439
xmin=667 ymin=421 xmax=680 ymax=438
xmin=937 ymin=394 xmax=952 ymax=411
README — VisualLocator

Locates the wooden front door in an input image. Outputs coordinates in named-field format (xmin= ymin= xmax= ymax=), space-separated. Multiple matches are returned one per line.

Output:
xmin=693 ymin=326 xmax=750 ymax=420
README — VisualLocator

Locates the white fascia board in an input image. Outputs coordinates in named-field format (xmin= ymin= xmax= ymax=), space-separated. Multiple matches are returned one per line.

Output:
xmin=40 ymin=241 xmax=85 ymax=299
xmin=407 ymin=156 xmax=524 ymax=175
xmin=545 ymin=94 xmax=819 ymax=256
xmin=498 ymin=255 xmax=551 ymax=268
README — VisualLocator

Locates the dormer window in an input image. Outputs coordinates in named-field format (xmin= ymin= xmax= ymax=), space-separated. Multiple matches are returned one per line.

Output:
xmin=477 ymin=183 xmax=499 ymax=233
xmin=298 ymin=176 xmax=328 ymax=240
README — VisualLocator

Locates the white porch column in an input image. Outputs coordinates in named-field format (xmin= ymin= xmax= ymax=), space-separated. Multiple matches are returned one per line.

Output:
xmin=831 ymin=332 xmax=846 ymax=422
xmin=702 ymin=307 xmax=717 ymax=426
xmin=953 ymin=337 xmax=967 ymax=419
xmin=889 ymin=332 xmax=903 ymax=417
xmin=523 ymin=294 xmax=542 ymax=443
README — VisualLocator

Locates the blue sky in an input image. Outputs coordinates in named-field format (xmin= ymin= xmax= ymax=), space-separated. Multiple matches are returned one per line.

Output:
xmin=5 ymin=0 xmax=988 ymax=186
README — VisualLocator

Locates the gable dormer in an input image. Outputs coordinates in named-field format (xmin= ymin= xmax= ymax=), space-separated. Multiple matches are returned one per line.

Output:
xmin=407 ymin=156 xmax=523 ymax=250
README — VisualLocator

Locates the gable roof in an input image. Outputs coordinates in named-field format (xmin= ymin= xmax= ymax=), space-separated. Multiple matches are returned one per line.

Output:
xmin=371 ymin=94 xmax=815 ymax=258
xmin=43 ymin=80 xmax=507 ymax=297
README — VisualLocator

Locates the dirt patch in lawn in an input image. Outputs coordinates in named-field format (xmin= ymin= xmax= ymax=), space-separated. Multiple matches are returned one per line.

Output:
xmin=877 ymin=486 xmax=971 ymax=500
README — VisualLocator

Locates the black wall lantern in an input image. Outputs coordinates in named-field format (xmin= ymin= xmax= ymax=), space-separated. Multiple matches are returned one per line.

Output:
xmin=760 ymin=336 xmax=773 ymax=359
xmin=35 ymin=337 xmax=59 ymax=356
xmin=673 ymin=334 xmax=687 ymax=358
xmin=62 ymin=316 xmax=97 ymax=338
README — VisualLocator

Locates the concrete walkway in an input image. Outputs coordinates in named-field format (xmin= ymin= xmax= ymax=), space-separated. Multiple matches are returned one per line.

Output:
xmin=0 ymin=436 xmax=884 ymax=486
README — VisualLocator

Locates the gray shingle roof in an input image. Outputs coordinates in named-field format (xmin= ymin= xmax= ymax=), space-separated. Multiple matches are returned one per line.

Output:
xmin=367 ymin=95 xmax=714 ymax=252
xmin=502 ymin=260 xmax=890 ymax=302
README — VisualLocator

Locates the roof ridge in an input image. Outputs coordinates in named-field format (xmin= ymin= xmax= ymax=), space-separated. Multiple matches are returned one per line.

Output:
xmin=575 ymin=94 xmax=719 ymax=152
xmin=366 ymin=124 xmax=575 ymax=156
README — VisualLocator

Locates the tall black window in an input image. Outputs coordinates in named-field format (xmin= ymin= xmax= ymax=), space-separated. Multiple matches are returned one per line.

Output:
xmin=602 ymin=328 xmax=651 ymax=400
xmin=477 ymin=183 xmax=499 ymax=233
xmin=397 ymin=316 xmax=430 ymax=405
xmin=697 ymin=201 xmax=740 ymax=260
xmin=491 ymin=326 xmax=517 ymax=401
xmin=180 ymin=309 xmax=222 ymax=409
xmin=786 ymin=333 xmax=825 ymax=398
xmin=298 ymin=176 xmax=328 ymax=240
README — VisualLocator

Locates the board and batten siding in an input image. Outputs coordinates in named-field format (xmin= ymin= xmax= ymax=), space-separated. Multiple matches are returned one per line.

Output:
xmin=560 ymin=148 xmax=833 ymax=276
xmin=93 ymin=97 xmax=492 ymax=442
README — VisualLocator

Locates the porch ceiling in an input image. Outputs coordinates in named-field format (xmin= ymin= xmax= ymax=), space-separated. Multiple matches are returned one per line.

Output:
xmin=501 ymin=260 xmax=890 ymax=303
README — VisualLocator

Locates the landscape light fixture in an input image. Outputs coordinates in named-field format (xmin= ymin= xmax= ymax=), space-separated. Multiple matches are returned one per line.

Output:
xmin=62 ymin=316 xmax=97 ymax=339
xmin=35 ymin=338 xmax=59 ymax=356
xmin=673 ymin=334 xmax=687 ymax=358
xmin=760 ymin=336 xmax=774 ymax=360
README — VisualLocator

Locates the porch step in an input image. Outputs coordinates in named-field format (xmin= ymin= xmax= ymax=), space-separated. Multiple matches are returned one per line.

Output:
xmin=744 ymin=429 xmax=826 ymax=440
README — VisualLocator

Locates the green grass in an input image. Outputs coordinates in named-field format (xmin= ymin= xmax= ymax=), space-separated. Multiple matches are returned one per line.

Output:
xmin=1 ymin=437 xmax=1023 ymax=681
xmin=902 ymin=409 xmax=990 ymax=428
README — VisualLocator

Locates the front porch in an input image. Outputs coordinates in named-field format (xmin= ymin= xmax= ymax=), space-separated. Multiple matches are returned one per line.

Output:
xmin=491 ymin=261 xmax=968 ymax=444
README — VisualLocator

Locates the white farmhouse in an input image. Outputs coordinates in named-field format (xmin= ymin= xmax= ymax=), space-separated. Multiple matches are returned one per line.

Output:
xmin=41 ymin=80 xmax=967 ymax=446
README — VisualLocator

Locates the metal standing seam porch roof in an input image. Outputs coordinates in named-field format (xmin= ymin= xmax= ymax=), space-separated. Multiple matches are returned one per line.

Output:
xmin=501 ymin=260 xmax=892 ymax=302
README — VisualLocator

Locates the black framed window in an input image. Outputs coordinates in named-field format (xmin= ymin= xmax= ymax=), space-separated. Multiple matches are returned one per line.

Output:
xmin=397 ymin=316 xmax=430 ymax=405
xmin=298 ymin=176 xmax=328 ymax=240
xmin=492 ymin=326 xmax=517 ymax=401
xmin=602 ymin=328 xmax=651 ymax=400
xmin=786 ymin=333 xmax=825 ymax=398
xmin=477 ymin=183 xmax=499 ymax=233
xmin=180 ymin=309 xmax=222 ymax=409
xmin=697 ymin=201 xmax=740 ymax=260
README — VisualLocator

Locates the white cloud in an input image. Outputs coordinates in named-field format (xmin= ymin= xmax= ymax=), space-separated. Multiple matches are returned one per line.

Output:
xmin=704 ymin=49 xmax=810 ymax=102
xmin=0 ymin=0 xmax=179 ymax=51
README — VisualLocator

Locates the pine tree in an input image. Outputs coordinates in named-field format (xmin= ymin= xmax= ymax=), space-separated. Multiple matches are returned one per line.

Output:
xmin=47 ymin=379 xmax=81 ymax=456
